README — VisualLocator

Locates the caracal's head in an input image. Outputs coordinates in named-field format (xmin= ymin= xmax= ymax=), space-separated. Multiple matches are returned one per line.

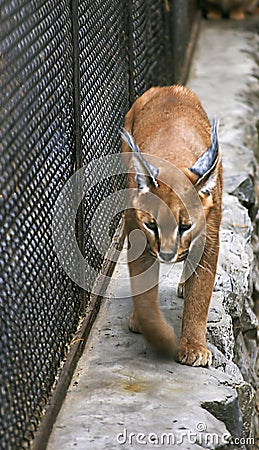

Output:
xmin=121 ymin=120 xmax=221 ymax=264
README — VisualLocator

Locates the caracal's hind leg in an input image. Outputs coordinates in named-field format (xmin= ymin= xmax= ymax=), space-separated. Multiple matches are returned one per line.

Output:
xmin=177 ymin=264 xmax=187 ymax=299
xmin=177 ymin=281 xmax=185 ymax=299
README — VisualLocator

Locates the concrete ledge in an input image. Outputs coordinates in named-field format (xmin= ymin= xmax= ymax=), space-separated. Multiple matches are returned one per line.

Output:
xmin=47 ymin=19 xmax=259 ymax=450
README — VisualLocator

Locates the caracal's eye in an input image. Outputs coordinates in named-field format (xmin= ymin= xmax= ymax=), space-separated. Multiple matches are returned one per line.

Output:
xmin=143 ymin=220 xmax=158 ymax=232
xmin=179 ymin=222 xmax=192 ymax=235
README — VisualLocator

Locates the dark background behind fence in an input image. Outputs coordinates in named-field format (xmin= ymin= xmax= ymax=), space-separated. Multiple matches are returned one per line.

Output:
xmin=0 ymin=1 xmax=199 ymax=448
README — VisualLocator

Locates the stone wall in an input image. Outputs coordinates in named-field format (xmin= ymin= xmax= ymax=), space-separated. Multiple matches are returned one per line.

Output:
xmin=188 ymin=18 xmax=259 ymax=446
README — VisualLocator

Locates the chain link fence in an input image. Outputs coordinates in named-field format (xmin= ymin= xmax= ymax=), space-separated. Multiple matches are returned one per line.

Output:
xmin=0 ymin=1 xmax=198 ymax=448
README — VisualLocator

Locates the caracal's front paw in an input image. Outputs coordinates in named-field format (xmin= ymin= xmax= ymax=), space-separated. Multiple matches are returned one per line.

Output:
xmin=206 ymin=9 xmax=222 ymax=20
xmin=230 ymin=8 xmax=245 ymax=20
xmin=178 ymin=341 xmax=212 ymax=367
xmin=128 ymin=313 xmax=141 ymax=334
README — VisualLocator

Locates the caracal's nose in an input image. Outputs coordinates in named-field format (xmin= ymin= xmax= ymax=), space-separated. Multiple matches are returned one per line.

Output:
xmin=158 ymin=251 xmax=176 ymax=263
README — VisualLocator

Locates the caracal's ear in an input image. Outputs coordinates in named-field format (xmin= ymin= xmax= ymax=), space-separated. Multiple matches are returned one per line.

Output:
xmin=121 ymin=128 xmax=159 ymax=192
xmin=185 ymin=119 xmax=220 ymax=204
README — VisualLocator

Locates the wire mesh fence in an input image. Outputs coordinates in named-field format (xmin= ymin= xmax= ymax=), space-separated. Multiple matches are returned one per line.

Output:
xmin=0 ymin=0 xmax=198 ymax=448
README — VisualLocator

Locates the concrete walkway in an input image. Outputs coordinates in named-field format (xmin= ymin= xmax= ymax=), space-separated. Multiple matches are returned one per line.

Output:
xmin=47 ymin=19 xmax=259 ymax=450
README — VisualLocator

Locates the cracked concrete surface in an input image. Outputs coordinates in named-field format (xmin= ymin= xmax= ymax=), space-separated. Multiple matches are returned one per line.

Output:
xmin=47 ymin=19 xmax=259 ymax=450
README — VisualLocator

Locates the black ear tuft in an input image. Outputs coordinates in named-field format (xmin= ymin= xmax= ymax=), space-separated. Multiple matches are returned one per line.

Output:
xmin=121 ymin=128 xmax=159 ymax=191
xmin=189 ymin=118 xmax=219 ymax=180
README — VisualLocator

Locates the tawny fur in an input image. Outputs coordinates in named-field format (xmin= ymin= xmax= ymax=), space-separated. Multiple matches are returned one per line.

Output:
xmin=122 ymin=85 xmax=222 ymax=367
